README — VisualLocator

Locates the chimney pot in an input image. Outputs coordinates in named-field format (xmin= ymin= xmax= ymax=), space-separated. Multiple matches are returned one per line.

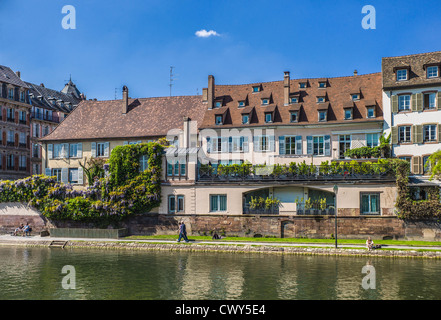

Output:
xmin=16 ymin=71 xmax=21 ymax=78
xmin=354 ymin=69 xmax=358 ymax=76
xmin=207 ymin=75 xmax=215 ymax=109
xmin=283 ymin=71 xmax=290 ymax=106
xmin=122 ymin=85 xmax=129 ymax=114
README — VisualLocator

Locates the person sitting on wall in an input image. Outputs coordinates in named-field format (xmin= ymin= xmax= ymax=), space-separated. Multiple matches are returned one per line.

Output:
xmin=366 ymin=237 xmax=374 ymax=251
xmin=13 ymin=224 xmax=24 ymax=236
xmin=22 ymin=223 xmax=32 ymax=237
xmin=212 ymin=232 xmax=221 ymax=240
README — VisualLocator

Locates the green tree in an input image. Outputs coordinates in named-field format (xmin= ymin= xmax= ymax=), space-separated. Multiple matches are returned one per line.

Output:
xmin=427 ymin=150 xmax=441 ymax=181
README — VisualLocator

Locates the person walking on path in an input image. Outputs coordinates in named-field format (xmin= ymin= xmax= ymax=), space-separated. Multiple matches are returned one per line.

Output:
xmin=177 ymin=221 xmax=189 ymax=243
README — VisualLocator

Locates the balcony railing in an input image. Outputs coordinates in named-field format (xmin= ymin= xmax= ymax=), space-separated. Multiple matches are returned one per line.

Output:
xmin=296 ymin=203 xmax=335 ymax=216
xmin=198 ymin=163 xmax=396 ymax=183
xmin=243 ymin=204 xmax=280 ymax=215
xmin=30 ymin=112 xmax=60 ymax=123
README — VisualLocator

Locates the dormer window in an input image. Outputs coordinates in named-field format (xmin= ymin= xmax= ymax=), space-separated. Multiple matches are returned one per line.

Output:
xmin=318 ymin=110 xmax=327 ymax=122
xmin=299 ymin=82 xmax=306 ymax=89
xmin=265 ymin=113 xmax=273 ymax=123
xmin=261 ymin=98 xmax=269 ymax=105
xmin=318 ymin=82 xmax=326 ymax=88
xmin=427 ymin=66 xmax=439 ymax=78
xmin=290 ymin=97 xmax=298 ymax=104
xmin=215 ymin=115 xmax=223 ymax=125
xmin=344 ymin=108 xmax=353 ymax=120
xmin=238 ymin=101 xmax=245 ymax=107
xmin=252 ymin=86 xmax=261 ymax=93
xmin=367 ymin=106 xmax=376 ymax=118
xmin=290 ymin=111 xmax=298 ymax=123
xmin=396 ymin=69 xmax=408 ymax=81
xmin=351 ymin=94 xmax=360 ymax=101
xmin=215 ymin=101 xmax=222 ymax=108
xmin=317 ymin=96 xmax=326 ymax=103
xmin=242 ymin=114 xmax=249 ymax=124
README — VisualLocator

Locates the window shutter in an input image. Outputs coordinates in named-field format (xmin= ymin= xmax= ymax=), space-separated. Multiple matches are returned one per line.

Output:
xmin=45 ymin=168 xmax=51 ymax=176
xmin=104 ymin=142 xmax=110 ymax=157
xmin=48 ymin=144 xmax=53 ymax=159
xmin=415 ymin=125 xmax=423 ymax=144
xmin=243 ymin=136 xmax=249 ymax=153
xmin=91 ymin=142 xmax=96 ymax=157
xmin=61 ymin=168 xmax=68 ymax=183
xmin=412 ymin=156 xmax=421 ymax=174
xmin=417 ymin=93 xmax=423 ymax=111
xmin=62 ymin=143 xmax=69 ymax=158
xmin=438 ymin=124 xmax=441 ymax=143
xmin=206 ymin=137 xmax=211 ymax=153
xmin=391 ymin=95 xmax=398 ymax=113
xmin=78 ymin=167 xmax=84 ymax=185
xmin=391 ymin=127 xmax=398 ymax=145
xmin=279 ymin=136 xmax=285 ymax=155
xmin=77 ymin=143 xmax=83 ymax=158
xmin=437 ymin=92 xmax=441 ymax=110
xmin=324 ymin=135 xmax=331 ymax=156
xmin=295 ymin=136 xmax=302 ymax=155
xmin=306 ymin=136 xmax=313 ymax=155
xmin=253 ymin=136 xmax=259 ymax=152
xmin=269 ymin=136 xmax=275 ymax=152
xmin=221 ymin=137 xmax=228 ymax=153
xmin=228 ymin=137 xmax=233 ymax=153
xmin=411 ymin=94 xmax=417 ymax=111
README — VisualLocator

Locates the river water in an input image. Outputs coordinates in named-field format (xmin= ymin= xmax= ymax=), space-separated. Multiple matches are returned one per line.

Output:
xmin=0 ymin=246 xmax=440 ymax=300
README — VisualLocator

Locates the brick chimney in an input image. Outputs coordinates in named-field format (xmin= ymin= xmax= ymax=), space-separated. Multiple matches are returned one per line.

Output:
xmin=354 ymin=69 xmax=358 ymax=76
xmin=122 ymin=85 xmax=129 ymax=114
xmin=15 ymin=71 xmax=21 ymax=79
xmin=207 ymin=75 xmax=214 ymax=109
xmin=283 ymin=71 xmax=290 ymax=106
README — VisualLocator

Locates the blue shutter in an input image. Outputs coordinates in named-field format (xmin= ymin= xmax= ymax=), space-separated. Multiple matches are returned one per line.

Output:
xmin=279 ymin=136 xmax=285 ymax=155
xmin=306 ymin=136 xmax=313 ymax=155
xmin=206 ymin=137 xmax=211 ymax=153
xmin=91 ymin=142 xmax=96 ymax=157
xmin=324 ymin=135 xmax=331 ymax=156
xmin=295 ymin=136 xmax=302 ymax=155
xmin=228 ymin=137 xmax=233 ymax=153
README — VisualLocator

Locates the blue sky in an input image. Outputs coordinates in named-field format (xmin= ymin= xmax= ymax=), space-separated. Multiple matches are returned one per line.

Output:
xmin=1 ymin=0 xmax=441 ymax=100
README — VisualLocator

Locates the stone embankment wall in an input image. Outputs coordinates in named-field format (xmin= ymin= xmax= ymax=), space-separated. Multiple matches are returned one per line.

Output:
xmin=0 ymin=203 xmax=441 ymax=241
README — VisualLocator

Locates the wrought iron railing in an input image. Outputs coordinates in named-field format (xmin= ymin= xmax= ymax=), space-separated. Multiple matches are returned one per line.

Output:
xmin=198 ymin=163 xmax=396 ymax=183
xmin=243 ymin=204 xmax=280 ymax=215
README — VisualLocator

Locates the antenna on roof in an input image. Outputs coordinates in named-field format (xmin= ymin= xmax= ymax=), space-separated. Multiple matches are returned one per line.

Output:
xmin=169 ymin=66 xmax=178 ymax=97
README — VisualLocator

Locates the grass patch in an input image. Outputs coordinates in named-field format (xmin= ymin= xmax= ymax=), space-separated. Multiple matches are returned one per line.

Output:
xmin=124 ymin=235 xmax=441 ymax=248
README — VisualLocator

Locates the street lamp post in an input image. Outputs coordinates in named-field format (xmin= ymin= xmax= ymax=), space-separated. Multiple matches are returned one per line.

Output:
xmin=333 ymin=184 xmax=338 ymax=249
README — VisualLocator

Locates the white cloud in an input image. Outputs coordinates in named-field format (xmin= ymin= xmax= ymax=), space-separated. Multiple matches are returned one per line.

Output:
xmin=195 ymin=29 xmax=220 ymax=38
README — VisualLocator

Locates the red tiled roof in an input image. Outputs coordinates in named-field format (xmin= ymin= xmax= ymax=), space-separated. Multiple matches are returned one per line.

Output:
xmin=200 ymin=72 xmax=383 ymax=129
xmin=40 ymin=95 xmax=206 ymax=141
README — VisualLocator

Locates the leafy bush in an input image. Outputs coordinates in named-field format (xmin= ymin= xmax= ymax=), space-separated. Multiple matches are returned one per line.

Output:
xmin=0 ymin=142 xmax=164 ymax=223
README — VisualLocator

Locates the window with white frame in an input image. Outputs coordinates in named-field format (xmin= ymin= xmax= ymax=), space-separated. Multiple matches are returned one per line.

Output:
xmin=69 ymin=168 xmax=79 ymax=184
xmin=231 ymin=136 xmax=245 ymax=152
xmin=261 ymin=98 xmax=269 ymax=105
xmin=344 ymin=108 xmax=353 ymax=120
xmin=398 ymin=95 xmax=410 ymax=111
xmin=8 ymin=88 xmax=14 ymax=100
xmin=265 ymin=113 xmax=272 ymax=123
xmin=215 ymin=115 xmax=223 ymax=125
xmin=427 ymin=66 xmax=439 ymax=78
xmin=96 ymin=142 xmax=106 ymax=157
xmin=424 ymin=125 xmax=437 ymax=142
xmin=52 ymin=168 xmax=62 ymax=182
xmin=290 ymin=111 xmax=298 ymax=123
xmin=139 ymin=155 xmax=149 ymax=172
xmin=257 ymin=136 xmax=270 ymax=152
xmin=424 ymin=92 xmax=436 ymax=110
xmin=366 ymin=133 xmax=379 ymax=147
xmin=285 ymin=136 xmax=297 ymax=155
xmin=367 ymin=106 xmax=376 ymax=118
xmin=396 ymin=69 xmax=408 ymax=81
xmin=399 ymin=126 xmax=412 ymax=143
xmin=361 ymin=193 xmax=380 ymax=214
xmin=313 ymin=136 xmax=324 ymax=155
xmin=210 ymin=194 xmax=227 ymax=212
xmin=318 ymin=110 xmax=327 ymax=122
xmin=242 ymin=114 xmax=249 ymax=124
xmin=166 ymin=159 xmax=186 ymax=177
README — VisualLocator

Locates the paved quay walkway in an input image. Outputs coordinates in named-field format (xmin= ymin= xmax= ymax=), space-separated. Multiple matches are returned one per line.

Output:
xmin=1 ymin=234 xmax=441 ymax=251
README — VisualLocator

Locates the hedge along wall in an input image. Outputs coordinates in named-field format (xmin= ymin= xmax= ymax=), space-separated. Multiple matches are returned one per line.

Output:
xmin=0 ymin=142 xmax=164 ymax=226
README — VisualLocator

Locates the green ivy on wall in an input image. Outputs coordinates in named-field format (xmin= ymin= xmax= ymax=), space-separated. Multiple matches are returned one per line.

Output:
xmin=0 ymin=142 xmax=164 ymax=224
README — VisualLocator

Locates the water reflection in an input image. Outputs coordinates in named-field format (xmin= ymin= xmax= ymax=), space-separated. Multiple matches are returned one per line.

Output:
xmin=1 ymin=247 xmax=441 ymax=300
